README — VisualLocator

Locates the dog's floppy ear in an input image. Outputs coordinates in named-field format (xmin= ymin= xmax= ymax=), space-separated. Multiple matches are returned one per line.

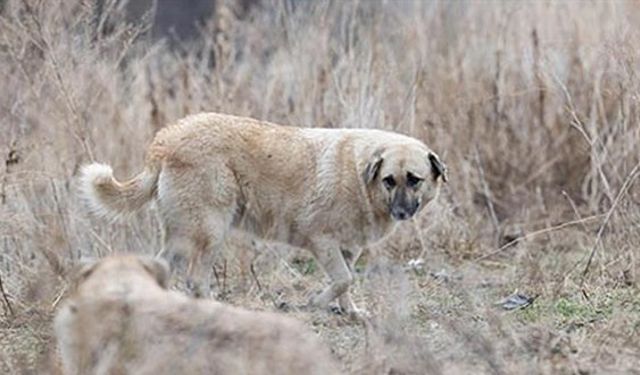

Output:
xmin=363 ymin=149 xmax=384 ymax=185
xmin=138 ymin=256 xmax=170 ymax=289
xmin=428 ymin=152 xmax=447 ymax=182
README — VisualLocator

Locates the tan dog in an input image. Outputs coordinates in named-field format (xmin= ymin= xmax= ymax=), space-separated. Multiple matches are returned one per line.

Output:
xmin=80 ymin=113 xmax=447 ymax=316
xmin=54 ymin=255 xmax=341 ymax=375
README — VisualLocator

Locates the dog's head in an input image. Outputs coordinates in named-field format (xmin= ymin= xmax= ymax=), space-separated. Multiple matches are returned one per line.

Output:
xmin=69 ymin=255 xmax=170 ymax=294
xmin=363 ymin=143 xmax=447 ymax=221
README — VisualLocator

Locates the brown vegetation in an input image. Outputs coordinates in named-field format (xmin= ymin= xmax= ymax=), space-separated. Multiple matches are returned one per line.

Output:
xmin=1 ymin=0 xmax=640 ymax=374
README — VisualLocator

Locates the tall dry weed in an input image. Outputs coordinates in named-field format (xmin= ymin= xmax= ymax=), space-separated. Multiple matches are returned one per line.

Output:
xmin=1 ymin=0 xmax=640 ymax=373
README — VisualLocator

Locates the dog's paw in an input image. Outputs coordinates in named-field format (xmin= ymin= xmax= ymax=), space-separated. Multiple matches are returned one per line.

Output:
xmin=330 ymin=304 xmax=370 ymax=322
xmin=350 ymin=306 xmax=371 ymax=321
xmin=344 ymin=306 xmax=370 ymax=322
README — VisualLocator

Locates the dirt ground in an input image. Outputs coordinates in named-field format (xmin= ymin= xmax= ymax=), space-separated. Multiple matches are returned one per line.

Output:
xmin=2 ymin=1 xmax=640 ymax=374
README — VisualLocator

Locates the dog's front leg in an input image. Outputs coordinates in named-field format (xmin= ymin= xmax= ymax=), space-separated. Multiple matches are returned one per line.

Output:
xmin=337 ymin=247 xmax=366 ymax=315
xmin=309 ymin=240 xmax=363 ymax=319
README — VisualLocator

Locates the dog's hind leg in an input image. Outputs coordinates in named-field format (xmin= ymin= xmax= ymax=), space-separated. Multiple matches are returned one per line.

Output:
xmin=186 ymin=213 xmax=233 ymax=298
xmin=161 ymin=218 xmax=231 ymax=298
xmin=157 ymin=163 xmax=237 ymax=298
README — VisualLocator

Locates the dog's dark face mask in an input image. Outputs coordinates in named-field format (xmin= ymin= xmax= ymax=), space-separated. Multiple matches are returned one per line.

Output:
xmin=364 ymin=146 xmax=447 ymax=221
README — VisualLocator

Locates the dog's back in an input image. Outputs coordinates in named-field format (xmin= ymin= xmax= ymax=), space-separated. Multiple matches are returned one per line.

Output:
xmin=55 ymin=255 xmax=341 ymax=375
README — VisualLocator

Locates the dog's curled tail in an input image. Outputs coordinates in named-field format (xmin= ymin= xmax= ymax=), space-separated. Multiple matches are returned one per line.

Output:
xmin=79 ymin=162 xmax=160 ymax=219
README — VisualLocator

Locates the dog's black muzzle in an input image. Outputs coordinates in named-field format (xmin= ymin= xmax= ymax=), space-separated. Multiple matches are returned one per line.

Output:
xmin=390 ymin=188 xmax=419 ymax=221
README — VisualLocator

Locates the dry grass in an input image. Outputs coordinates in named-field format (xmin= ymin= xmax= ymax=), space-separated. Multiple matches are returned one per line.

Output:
xmin=2 ymin=0 xmax=640 ymax=373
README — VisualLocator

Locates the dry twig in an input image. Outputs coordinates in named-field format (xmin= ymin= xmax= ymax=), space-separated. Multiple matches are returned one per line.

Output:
xmin=0 ymin=271 xmax=14 ymax=318
xmin=580 ymin=161 xmax=640 ymax=284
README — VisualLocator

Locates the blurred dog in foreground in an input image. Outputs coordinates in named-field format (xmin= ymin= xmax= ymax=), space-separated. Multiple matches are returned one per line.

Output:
xmin=79 ymin=113 xmax=447 ymax=317
xmin=54 ymin=255 xmax=340 ymax=375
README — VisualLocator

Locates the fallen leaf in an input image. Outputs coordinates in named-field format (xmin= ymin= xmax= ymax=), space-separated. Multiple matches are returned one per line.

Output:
xmin=498 ymin=292 xmax=536 ymax=311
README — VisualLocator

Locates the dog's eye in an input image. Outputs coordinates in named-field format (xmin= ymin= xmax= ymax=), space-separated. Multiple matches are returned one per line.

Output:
xmin=382 ymin=176 xmax=396 ymax=190
xmin=406 ymin=173 xmax=424 ymax=188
